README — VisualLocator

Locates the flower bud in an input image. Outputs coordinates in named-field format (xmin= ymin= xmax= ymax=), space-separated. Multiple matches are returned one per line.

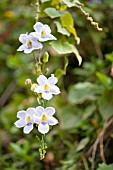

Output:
xmin=31 ymin=83 xmax=38 ymax=91
xmin=45 ymin=68 xmax=49 ymax=75
xmin=25 ymin=79 xmax=32 ymax=85
xmin=43 ymin=52 xmax=49 ymax=63
xmin=35 ymin=63 xmax=39 ymax=72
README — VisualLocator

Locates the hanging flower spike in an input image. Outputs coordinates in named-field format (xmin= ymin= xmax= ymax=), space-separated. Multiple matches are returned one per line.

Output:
xmin=14 ymin=108 xmax=36 ymax=134
xmin=35 ymin=106 xmax=58 ymax=134
xmin=34 ymin=75 xmax=60 ymax=100
xmin=17 ymin=33 xmax=43 ymax=54
xmin=31 ymin=22 xmax=57 ymax=42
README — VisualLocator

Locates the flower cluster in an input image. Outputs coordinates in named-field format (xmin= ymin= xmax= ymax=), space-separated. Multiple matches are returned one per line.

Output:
xmin=17 ymin=22 xmax=56 ymax=54
xmin=14 ymin=74 xmax=60 ymax=134
xmin=15 ymin=22 xmax=60 ymax=136
xmin=14 ymin=106 xmax=58 ymax=134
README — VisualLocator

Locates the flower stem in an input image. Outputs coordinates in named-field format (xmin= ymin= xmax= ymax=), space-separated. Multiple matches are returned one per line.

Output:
xmin=33 ymin=51 xmax=37 ymax=63
xmin=39 ymin=135 xmax=47 ymax=160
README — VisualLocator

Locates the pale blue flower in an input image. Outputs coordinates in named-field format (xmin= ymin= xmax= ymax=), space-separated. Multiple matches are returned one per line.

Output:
xmin=17 ymin=33 xmax=43 ymax=54
xmin=35 ymin=106 xmax=58 ymax=134
xmin=32 ymin=22 xmax=57 ymax=42
xmin=34 ymin=74 xmax=60 ymax=100
xmin=14 ymin=108 xmax=36 ymax=134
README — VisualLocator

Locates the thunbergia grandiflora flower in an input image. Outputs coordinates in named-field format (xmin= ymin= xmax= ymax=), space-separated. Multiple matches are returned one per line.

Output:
xmin=31 ymin=22 xmax=57 ymax=42
xmin=35 ymin=106 xmax=58 ymax=134
xmin=14 ymin=108 xmax=36 ymax=134
xmin=17 ymin=33 xmax=43 ymax=54
xmin=34 ymin=74 xmax=60 ymax=100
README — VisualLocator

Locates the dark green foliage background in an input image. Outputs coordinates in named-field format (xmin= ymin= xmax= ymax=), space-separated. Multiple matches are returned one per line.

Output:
xmin=0 ymin=0 xmax=113 ymax=169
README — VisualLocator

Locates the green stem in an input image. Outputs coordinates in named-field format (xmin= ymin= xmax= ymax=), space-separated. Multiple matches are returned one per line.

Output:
xmin=38 ymin=134 xmax=47 ymax=160
xmin=82 ymin=157 xmax=90 ymax=170
xmin=45 ymin=100 xmax=48 ymax=107
xmin=42 ymin=135 xmax=44 ymax=150
xmin=33 ymin=51 xmax=37 ymax=63
xmin=38 ymin=54 xmax=41 ymax=63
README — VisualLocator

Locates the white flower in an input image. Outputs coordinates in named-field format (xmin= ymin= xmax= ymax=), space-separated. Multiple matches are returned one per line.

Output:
xmin=34 ymin=75 xmax=60 ymax=100
xmin=35 ymin=106 xmax=58 ymax=134
xmin=31 ymin=22 xmax=56 ymax=42
xmin=17 ymin=33 xmax=43 ymax=54
xmin=14 ymin=108 xmax=36 ymax=134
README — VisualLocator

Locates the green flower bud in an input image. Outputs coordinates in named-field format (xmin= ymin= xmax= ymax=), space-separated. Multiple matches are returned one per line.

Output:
xmin=35 ymin=63 xmax=39 ymax=72
xmin=43 ymin=52 xmax=49 ymax=63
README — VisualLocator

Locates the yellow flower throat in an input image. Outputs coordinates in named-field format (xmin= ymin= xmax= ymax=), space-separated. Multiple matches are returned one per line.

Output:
xmin=27 ymin=40 xmax=32 ymax=47
xmin=41 ymin=30 xmax=46 ymax=37
xmin=42 ymin=114 xmax=47 ymax=122
xmin=26 ymin=116 xmax=31 ymax=123
xmin=44 ymin=84 xmax=50 ymax=91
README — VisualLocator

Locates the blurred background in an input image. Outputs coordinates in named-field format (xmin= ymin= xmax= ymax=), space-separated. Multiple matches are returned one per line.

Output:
xmin=1 ymin=0 xmax=113 ymax=169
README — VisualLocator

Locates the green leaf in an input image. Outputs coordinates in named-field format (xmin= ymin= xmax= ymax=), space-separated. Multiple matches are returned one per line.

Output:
xmin=105 ymin=52 xmax=113 ymax=62
xmin=96 ymin=72 xmax=112 ymax=86
xmin=62 ymin=0 xmax=82 ymax=7
xmin=44 ymin=7 xmax=65 ymax=18
xmin=55 ymin=69 xmax=64 ymax=79
xmin=98 ymin=90 xmax=113 ymax=120
xmin=9 ymin=143 xmax=22 ymax=155
xmin=68 ymin=82 xmax=101 ymax=104
xmin=58 ymin=105 xmax=81 ymax=129
xmin=54 ymin=21 xmax=70 ymax=36
xmin=55 ymin=56 xmax=69 ymax=78
xmin=50 ymin=41 xmax=82 ymax=65
xmin=76 ymin=137 xmax=89 ymax=152
xmin=60 ymin=11 xmax=79 ymax=43
xmin=82 ymin=104 xmax=96 ymax=121
xmin=96 ymin=163 xmax=113 ymax=170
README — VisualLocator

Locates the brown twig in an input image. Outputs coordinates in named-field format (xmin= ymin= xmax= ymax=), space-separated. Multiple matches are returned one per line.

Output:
xmin=99 ymin=129 xmax=106 ymax=163
xmin=91 ymin=134 xmax=100 ymax=170
xmin=78 ymin=118 xmax=113 ymax=170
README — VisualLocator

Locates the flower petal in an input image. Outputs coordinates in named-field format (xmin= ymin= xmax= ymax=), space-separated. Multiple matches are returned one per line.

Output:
xmin=33 ymin=22 xmax=43 ymax=32
xmin=14 ymin=119 xmax=26 ymax=128
xmin=45 ymin=107 xmax=55 ymax=116
xmin=44 ymin=25 xmax=51 ymax=34
xmin=30 ymin=32 xmax=40 ymax=39
xmin=38 ymin=123 xmax=49 ymax=134
xmin=35 ymin=116 xmax=41 ymax=124
xmin=27 ymin=108 xmax=36 ymax=123
xmin=24 ymin=48 xmax=34 ymax=54
xmin=42 ymin=92 xmax=53 ymax=100
xmin=29 ymin=33 xmax=38 ymax=41
xmin=23 ymin=124 xmax=33 ymax=134
xmin=39 ymin=34 xmax=56 ymax=42
xmin=19 ymin=34 xmax=28 ymax=43
xmin=48 ymin=76 xmax=58 ymax=85
xmin=48 ymin=116 xmax=58 ymax=125
xmin=32 ymin=41 xmax=43 ymax=49
xmin=36 ymin=106 xmax=44 ymax=117
xmin=17 ymin=44 xmax=26 ymax=51
xmin=27 ymin=108 xmax=36 ymax=115
xmin=37 ymin=75 xmax=47 ymax=85
xmin=50 ymin=85 xmax=60 ymax=95
xmin=17 ymin=110 xmax=26 ymax=119
xmin=34 ymin=86 xmax=44 ymax=93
